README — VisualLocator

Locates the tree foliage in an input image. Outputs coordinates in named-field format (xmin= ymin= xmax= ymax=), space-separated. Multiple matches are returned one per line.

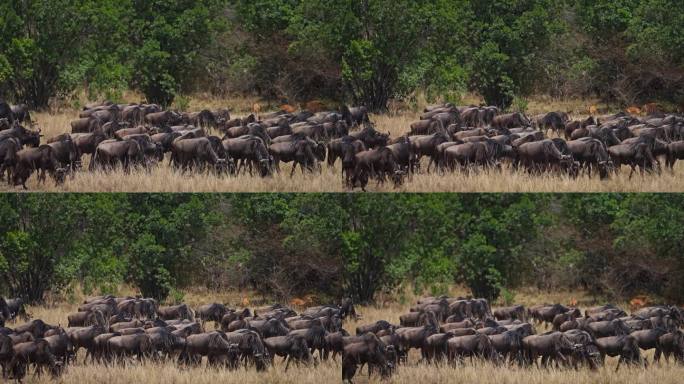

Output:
xmin=0 ymin=194 xmax=681 ymax=304
xmin=1 ymin=1 xmax=681 ymax=109
xmin=0 ymin=0 xmax=226 ymax=107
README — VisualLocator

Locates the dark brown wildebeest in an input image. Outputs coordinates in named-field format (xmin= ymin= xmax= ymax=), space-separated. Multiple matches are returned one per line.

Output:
xmin=266 ymin=121 xmax=293 ymax=139
xmin=492 ymin=112 xmax=530 ymax=129
xmin=399 ymin=310 xmax=440 ymax=328
xmin=220 ymin=309 xmax=251 ymax=333
xmin=223 ymin=329 xmax=269 ymax=371
xmin=151 ymin=131 xmax=184 ymax=153
xmin=608 ymin=141 xmax=659 ymax=178
xmin=114 ymin=126 xmax=148 ymax=140
xmin=410 ymin=132 xmax=451 ymax=173
xmin=46 ymin=134 xmax=81 ymax=171
xmin=630 ymin=328 xmax=668 ymax=357
xmin=13 ymin=320 xmax=57 ymax=340
xmin=145 ymin=111 xmax=182 ymax=127
xmin=522 ymin=332 xmax=575 ymax=368
xmin=43 ymin=330 xmax=73 ymax=367
xmin=288 ymin=319 xmax=327 ymax=359
xmin=655 ymin=330 xmax=684 ymax=364
xmin=222 ymin=136 xmax=272 ymax=177
xmin=489 ymin=330 xmax=524 ymax=365
xmin=586 ymin=319 xmax=631 ymax=338
xmin=0 ymin=333 xmax=13 ymax=377
xmin=67 ymin=310 xmax=107 ymax=328
xmin=516 ymin=140 xmax=575 ymax=175
xmin=387 ymin=136 xmax=417 ymax=174
xmin=395 ymin=321 xmax=438 ymax=353
xmin=349 ymin=127 xmax=389 ymax=149
xmin=121 ymin=105 xmax=145 ymax=126
xmin=355 ymin=320 xmax=394 ymax=336
xmin=90 ymin=140 xmax=144 ymax=173
xmin=110 ymin=319 xmax=145 ymax=332
xmin=178 ymin=331 xmax=233 ymax=367
xmin=68 ymin=325 xmax=106 ymax=361
xmin=528 ymin=304 xmax=571 ymax=326
xmin=493 ymin=305 xmax=526 ymax=321
xmin=595 ymin=335 xmax=645 ymax=370
xmin=197 ymin=303 xmax=229 ymax=330
xmin=268 ymin=139 xmax=324 ymax=176
xmin=410 ymin=119 xmax=445 ymax=136
xmin=248 ymin=318 xmax=289 ymax=339
xmin=567 ymin=138 xmax=611 ymax=179
xmin=183 ymin=110 xmax=218 ymax=130
xmin=350 ymin=147 xmax=404 ymax=191
xmin=157 ymin=304 xmax=195 ymax=322
xmin=71 ymin=130 xmax=108 ymax=157
xmin=71 ymin=117 xmax=101 ymax=134
xmin=0 ymin=137 xmax=21 ymax=182
xmin=342 ymin=336 xmax=393 ymax=382
xmin=145 ymin=327 xmax=185 ymax=359
xmin=12 ymin=146 xmax=66 ymax=189
xmin=666 ymin=141 xmax=684 ymax=171
xmin=453 ymin=128 xmax=489 ymax=141
xmin=421 ymin=332 xmax=454 ymax=363
xmin=562 ymin=329 xmax=601 ymax=370
xmin=443 ymin=139 xmax=504 ymax=171
xmin=324 ymin=330 xmax=350 ymax=361
xmin=107 ymin=333 xmax=153 ymax=363
xmin=565 ymin=116 xmax=597 ymax=140
xmin=534 ymin=112 xmax=566 ymax=136
xmin=170 ymin=137 xmax=227 ymax=173
xmin=7 ymin=339 xmax=62 ymax=381
xmin=0 ymin=121 xmax=41 ymax=148
xmin=447 ymin=333 xmax=499 ymax=363
xmin=264 ymin=335 xmax=312 ymax=370
xmin=349 ymin=106 xmax=370 ymax=127
xmin=550 ymin=309 xmax=581 ymax=332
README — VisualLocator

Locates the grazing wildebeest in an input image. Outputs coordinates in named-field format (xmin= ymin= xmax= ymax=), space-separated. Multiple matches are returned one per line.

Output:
xmin=595 ymin=335 xmax=645 ymax=371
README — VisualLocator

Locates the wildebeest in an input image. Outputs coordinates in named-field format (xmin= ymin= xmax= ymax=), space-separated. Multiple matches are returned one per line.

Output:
xmin=157 ymin=304 xmax=195 ymax=322
xmin=12 ymin=145 xmax=67 ymax=188
xmin=534 ymin=112 xmax=566 ymax=136
xmin=223 ymin=136 xmax=272 ymax=177
xmin=492 ymin=113 xmax=530 ymax=130
xmin=350 ymin=147 xmax=405 ymax=191
xmin=7 ymin=339 xmax=62 ymax=381
xmin=171 ymin=137 xmax=228 ymax=173
xmin=522 ymin=332 xmax=575 ymax=368
xmin=264 ymin=335 xmax=312 ymax=370
xmin=595 ymin=335 xmax=645 ymax=370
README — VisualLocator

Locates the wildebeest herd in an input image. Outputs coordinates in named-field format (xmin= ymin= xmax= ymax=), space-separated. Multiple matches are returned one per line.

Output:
xmin=0 ymin=295 xmax=355 ymax=382
xmin=2 ymin=99 xmax=684 ymax=190
xmin=343 ymin=296 xmax=684 ymax=382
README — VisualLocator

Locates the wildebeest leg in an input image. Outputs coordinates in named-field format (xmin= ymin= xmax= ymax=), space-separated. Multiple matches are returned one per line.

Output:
xmin=290 ymin=161 xmax=297 ymax=177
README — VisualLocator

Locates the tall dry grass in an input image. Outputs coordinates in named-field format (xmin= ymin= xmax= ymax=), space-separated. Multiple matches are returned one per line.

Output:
xmin=9 ymin=289 xmax=339 ymax=384
xmin=344 ymin=288 xmax=684 ymax=384
xmin=7 ymin=101 xmax=683 ymax=193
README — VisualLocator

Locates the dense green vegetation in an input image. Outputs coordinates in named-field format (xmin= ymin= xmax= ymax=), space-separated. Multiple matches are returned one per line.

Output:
xmin=0 ymin=194 xmax=681 ymax=304
xmin=0 ymin=1 xmax=682 ymax=110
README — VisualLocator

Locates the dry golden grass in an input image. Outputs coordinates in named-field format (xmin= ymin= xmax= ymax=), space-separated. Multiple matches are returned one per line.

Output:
xmin=9 ymin=289 xmax=339 ymax=384
xmin=7 ymin=98 xmax=683 ymax=192
xmin=345 ymin=288 xmax=684 ymax=384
